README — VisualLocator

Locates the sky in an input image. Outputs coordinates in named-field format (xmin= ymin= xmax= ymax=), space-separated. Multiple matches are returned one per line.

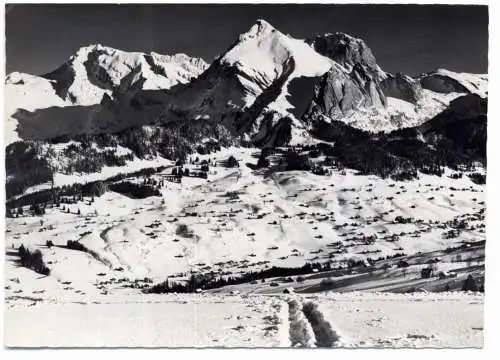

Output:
xmin=5 ymin=4 xmax=488 ymax=76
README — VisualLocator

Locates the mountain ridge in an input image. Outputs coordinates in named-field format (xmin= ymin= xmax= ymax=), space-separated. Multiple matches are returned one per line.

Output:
xmin=4 ymin=19 xmax=488 ymax=199
xmin=5 ymin=20 xmax=487 ymax=146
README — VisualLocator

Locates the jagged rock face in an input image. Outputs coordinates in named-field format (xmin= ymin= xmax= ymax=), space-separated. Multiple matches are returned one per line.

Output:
xmin=308 ymin=33 xmax=382 ymax=78
xmin=303 ymin=33 xmax=387 ymax=126
xmin=381 ymin=73 xmax=423 ymax=104
xmin=308 ymin=66 xmax=366 ymax=118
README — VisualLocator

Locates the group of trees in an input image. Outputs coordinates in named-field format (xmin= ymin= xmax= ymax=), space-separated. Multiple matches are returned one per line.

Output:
xmin=61 ymin=143 xmax=134 ymax=174
xmin=7 ymin=116 xmax=236 ymax=199
xmin=145 ymin=256 xmax=390 ymax=294
xmin=6 ymin=142 xmax=53 ymax=198
xmin=18 ymin=244 xmax=50 ymax=276
xmin=469 ymin=172 xmax=486 ymax=185
xmin=305 ymin=94 xmax=487 ymax=181
xmin=108 ymin=181 xmax=161 ymax=199
xmin=171 ymin=167 xmax=208 ymax=179
xmin=145 ymin=262 xmax=339 ymax=294
xmin=285 ymin=151 xmax=311 ymax=171
xmin=65 ymin=239 xmax=104 ymax=264
xmin=66 ymin=240 xmax=89 ymax=252
xmin=253 ymin=133 xmax=483 ymax=182
xmin=217 ymin=155 xmax=239 ymax=168
xmin=6 ymin=166 xmax=168 ymax=213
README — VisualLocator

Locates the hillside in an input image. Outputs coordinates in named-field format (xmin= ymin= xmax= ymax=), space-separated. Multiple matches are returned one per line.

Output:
xmin=4 ymin=19 xmax=487 ymax=304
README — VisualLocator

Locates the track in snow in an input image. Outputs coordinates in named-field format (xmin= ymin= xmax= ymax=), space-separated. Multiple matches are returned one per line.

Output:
xmin=287 ymin=298 xmax=341 ymax=347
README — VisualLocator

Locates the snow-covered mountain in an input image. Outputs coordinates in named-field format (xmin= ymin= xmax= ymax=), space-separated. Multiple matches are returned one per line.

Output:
xmin=4 ymin=19 xmax=488 ymax=200
xmin=419 ymin=68 xmax=488 ymax=98
xmin=5 ymin=20 xmax=488 ymax=146
xmin=163 ymin=21 xmax=487 ymax=142
xmin=4 ymin=19 xmax=487 ymax=320
xmin=42 ymin=44 xmax=208 ymax=104
xmin=303 ymin=33 xmax=487 ymax=133
xmin=4 ymin=45 xmax=208 ymax=145
xmin=161 ymin=19 xmax=336 ymax=146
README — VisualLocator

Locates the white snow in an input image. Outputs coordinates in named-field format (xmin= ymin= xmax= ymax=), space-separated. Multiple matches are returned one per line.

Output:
xmin=221 ymin=19 xmax=333 ymax=109
xmin=295 ymin=292 xmax=483 ymax=348
xmin=4 ymin=46 xmax=208 ymax=145
xmin=340 ymin=89 xmax=464 ymax=133
xmin=4 ymin=294 xmax=287 ymax=347
xmin=52 ymin=156 xmax=173 ymax=188
xmin=4 ymin=292 xmax=483 ymax=348
xmin=4 ymin=146 xmax=485 ymax=348
xmin=433 ymin=69 xmax=488 ymax=98
xmin=66 ymin=44 xmax=208 ymax=104
xmin=6 ymin=148 xmax=485 ymax=286
xmin=4 ymin=72 xmax=67 ymax=145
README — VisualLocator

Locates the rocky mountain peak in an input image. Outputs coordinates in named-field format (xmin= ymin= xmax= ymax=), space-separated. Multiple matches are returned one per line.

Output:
xmin=308 ymin=33 xmax=384 ymax=79
xmin=238 ymin=19 xmax=277 ymax=42
xmin=4 ymin=19 xmax=487 ymax=148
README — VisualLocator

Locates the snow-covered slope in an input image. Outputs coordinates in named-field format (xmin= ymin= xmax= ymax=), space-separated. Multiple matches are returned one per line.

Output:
xmin=5 ymin=72 xmax=68 ymax=144
xmin=162 ymin=19 xmax=336 ymax=146
xmin=219 ymin=19 xmax=333 ymax=109
xmin=419 ymin=69 xmax=488 ymax=98
xmin=4 ymin=45 xmax=208 ymax=145
xmin=42 ymin=44 xmax=208 ymax=105
xmin=5 ymin=147 xmax=486 ymax=306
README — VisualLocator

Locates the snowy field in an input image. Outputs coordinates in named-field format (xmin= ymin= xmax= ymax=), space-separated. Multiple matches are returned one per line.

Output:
xmin=4 ymin=147 xmax=486 ymax=348
xmin=4 ymin=292 xmax=483 ymax=348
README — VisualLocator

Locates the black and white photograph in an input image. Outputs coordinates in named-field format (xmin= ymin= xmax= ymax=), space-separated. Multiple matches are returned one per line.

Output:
xmin=2 ymin=1 xmax=491 ymax=349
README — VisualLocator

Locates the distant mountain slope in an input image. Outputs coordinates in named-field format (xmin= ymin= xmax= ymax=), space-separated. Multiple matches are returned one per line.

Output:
xmin=5 ymin=20 xmax=487 ymax=146
xmin=310 ymin=93 xmax=486 ymax=180
xmin=419 ymin=69 xmax=488 ymax=98
xmin=4 ymin=45 xmax=208 ymax=145
xmin=303 ymin=34 xmax=487 ymax=133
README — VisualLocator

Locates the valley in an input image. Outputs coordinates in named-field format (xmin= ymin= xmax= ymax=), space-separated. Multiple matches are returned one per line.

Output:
xmin=5 ymin=148 xmax=485 ymax=299
xmin=3 ymin=15 xmax=487 ymax=349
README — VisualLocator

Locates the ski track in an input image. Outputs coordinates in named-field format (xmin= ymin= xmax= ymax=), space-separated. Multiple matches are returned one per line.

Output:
xmin=4 ymin=293 xmax=483 ymax=348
